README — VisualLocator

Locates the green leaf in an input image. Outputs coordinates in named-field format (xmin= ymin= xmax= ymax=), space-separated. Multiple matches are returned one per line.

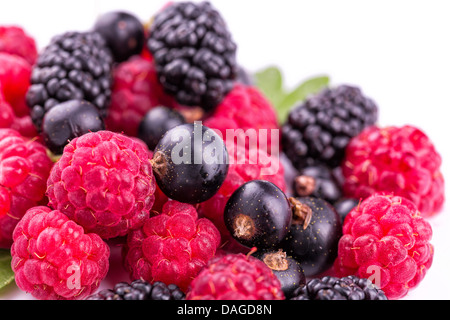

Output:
xmin=0 ymin=250 xmax=14 ymax=290
xmin=254 ymin=66 xmax=330 ymax=125
xmin=277 ymin=75 xmax=330 ymax=124
xmin=254 ymin=66 xmax=286 ymax=107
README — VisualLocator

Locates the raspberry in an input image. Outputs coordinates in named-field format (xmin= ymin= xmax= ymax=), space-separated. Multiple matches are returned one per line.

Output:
xmin=11 ymin=206 xmax=110 ymax=300
xmin=342 ymin=125 xmax=445 ymax=217
xmin=204 ymin=84 xmax=279 ymax=154
xmin=198 ymin=142 xmax=286 ymax=248
xmin=186 ymin=252 xmax=285 ymax=300
xmin=46 ymin=131 xmax=156 ymax=239
xmin=333 ymin=193 xmax=434 ymax=299
xmin=0 ymin=52 xmax=32 ymax=118
xmin=0 ymin=26 xmax=38 ymax=66
xmin=0 ymin=98 xmax=14 ymax=128
xmin=123 ymin=200 xmax=221 ymax=292
xmin=0 ymin=128 xmax=53 ymax=248
xmin=105 ymin=56 xmax=176 ymax=137
xmin=0 ymin=88 xmax=37 ymax=139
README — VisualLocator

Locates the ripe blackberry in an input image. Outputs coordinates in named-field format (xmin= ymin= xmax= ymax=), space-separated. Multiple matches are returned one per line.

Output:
xmin=147 ymin=1 xmax=238 ymax=111
xmin=86 ymin=280 xmax=185 ymax=300
xmin=26 ymin=31 xmax=113 ymax=131
xmin=291 ymin=276 xmax=387 ymax=300
xmin=282 ymin=85 xmax=378 ymax=169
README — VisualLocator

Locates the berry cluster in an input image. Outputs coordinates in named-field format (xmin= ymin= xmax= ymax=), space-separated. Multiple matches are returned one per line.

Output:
xmin=0 ymin=1 xmax=444 ymax=301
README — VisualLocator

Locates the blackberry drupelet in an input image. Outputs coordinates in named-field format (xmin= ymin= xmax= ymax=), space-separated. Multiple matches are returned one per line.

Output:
xmin=291 ymin=276 xmax=387 ymax=300
xmin=86 ymin=280 xmax=185 ymax=300
xmin=147 ymin=1 xmax=238 ymax=111
xmin=26 ymin=31 xmax=113 ymax=131
xmin=282 ymin=85 xmax=378 ymax=169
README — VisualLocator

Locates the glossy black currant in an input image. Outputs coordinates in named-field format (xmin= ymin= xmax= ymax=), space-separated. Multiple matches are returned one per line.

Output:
xmin=93 ymin=11 xmax=145 ymax=62
xmin=152 ymin=122 xmax=228 ymax=204
xmin=253 ymin=249 xmax=306 ymax=299
xmin=281 ymin=197 xmax=342 ymax=277
xmin=42 ymin=99 xmax=105 ymax=155
xmin=224 ymin=180 xmax=292 ymax=249
xmin=138 ymin=106 xmax=186 ymax=151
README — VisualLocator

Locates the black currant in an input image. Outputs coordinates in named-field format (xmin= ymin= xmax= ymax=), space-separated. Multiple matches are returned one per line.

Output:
xmin=138 ymin=106 xmax=186 ymax=151
xmin=281 ymin=197 xmax=342 ymax=277
xmin=224 ymin=180 xmax=292 ymax=249
xmin=334 ymin=198 xmax=360 ymax=223
xmin=42 ymin=99 xmax=105 ymax=155
xmin=293 ymin=165 xmax=342 ymax=204
xmin=253 ymin=249 xmax=306 ymax=299
xmin=151 ymin=122 xmax=228 ymax=204
xmin=93 ymin=11 xmax=145 ymax=62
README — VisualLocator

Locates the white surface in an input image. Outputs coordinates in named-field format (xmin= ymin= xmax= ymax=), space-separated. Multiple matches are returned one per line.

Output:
xmin=1 ymin=0 xmax=449 ymax=300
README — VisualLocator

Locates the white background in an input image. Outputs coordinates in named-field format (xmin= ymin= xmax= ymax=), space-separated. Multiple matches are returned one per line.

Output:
xmin=1 ymin=0 xmax=449 ymax=300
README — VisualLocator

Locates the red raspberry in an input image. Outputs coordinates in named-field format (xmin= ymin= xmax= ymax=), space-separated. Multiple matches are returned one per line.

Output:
xmin=0 ymin=52 xmax=32 ymax=118
xmin=0 ymin=98 xmax=14 ymax=128
xmin=123 ymin=200 xmax=221 ymax=292
xmin=11 ymin=206 xmax=110 ymax=300
xmin=198 ymin=142 xmax=286 ymax=249
xmin=203 ymin=84 xmax=280 ymax=154
xmin=186 ymin=252 xmax=285 ymax=300
xmin=0 ymin=26 xmax=37 ymax=66
xmin=0 ymin=128 xmax=53 ymax=248
xmin=333 ymin=193 xmax=434 ymax=299
xmin=46 ymin=131 xmax=156 ymax=239
xmin=342 ymin=125 xmax=444 ymax=217
xmin=105 ymin=56 xmax=176 ymax=137
xmin=0 ymin=89 xmax=37 ymax=138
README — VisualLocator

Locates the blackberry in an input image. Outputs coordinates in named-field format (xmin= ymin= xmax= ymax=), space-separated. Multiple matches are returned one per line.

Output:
xmin=26 ymin=31 xmax=113 ymax=131
xmin=282 ymin=85 xmax=378 ymax=169
xmin=290 ymin=276 xmax=387 ymax=300
xmin=147 ymin=1 xmax=238 ymax=111
xmin=86 ymin=280 xmax=185 ymax=300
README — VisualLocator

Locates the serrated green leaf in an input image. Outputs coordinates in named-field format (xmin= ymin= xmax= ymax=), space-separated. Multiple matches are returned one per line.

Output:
xmin=254 ymin=66 xmax=286 ymax=107
xmin=276 ymin=75 xmax=330 ymax=124
xmin=0 ymin=250 xmax=14 ymax=290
